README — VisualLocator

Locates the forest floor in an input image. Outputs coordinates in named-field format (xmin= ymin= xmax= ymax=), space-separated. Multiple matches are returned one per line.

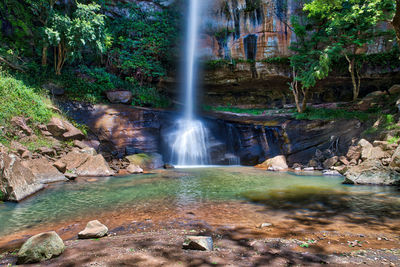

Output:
xmin=1 ymin=228 xmax=399 ymax=266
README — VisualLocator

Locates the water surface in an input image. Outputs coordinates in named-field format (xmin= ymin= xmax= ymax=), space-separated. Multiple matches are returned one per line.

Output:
xmin=0 ymin=167 xmax=399 ymax=237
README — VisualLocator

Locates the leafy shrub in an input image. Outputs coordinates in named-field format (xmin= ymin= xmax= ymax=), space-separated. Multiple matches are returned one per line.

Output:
xmin=0 ymin=70 xmax=53 ymax=125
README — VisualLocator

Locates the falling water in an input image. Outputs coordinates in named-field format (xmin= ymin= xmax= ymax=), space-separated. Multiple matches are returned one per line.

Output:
xmin=169 ymin=0 xmax=210 ymax=166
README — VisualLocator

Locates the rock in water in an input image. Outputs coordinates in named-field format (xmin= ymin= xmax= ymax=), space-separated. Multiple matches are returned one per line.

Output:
xmin=17 ymin=231 xmax=65 ymax=264
xmin=344 ymin=160 xmax=400 ymax=186
xmin=0 ymin=153 xmax=44 ymax=202
xmin=255 ymin=155 xmax=288 ymax=171
xmin=126 ymin=164 xmax=143 ymax=174
xmin=76 ymin=155 xmax=114 ymax=177
xmin=183 ymin=236 xmax=213 ymax=251
xmin=78 ymin=220 xmax=108 ymax=239
xmin=125 ymin=153 xmax=164 ymax=170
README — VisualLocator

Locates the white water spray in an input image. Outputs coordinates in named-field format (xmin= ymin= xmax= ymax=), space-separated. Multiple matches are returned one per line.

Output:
xmin=169 ymin=0 xmax=210 ymax=166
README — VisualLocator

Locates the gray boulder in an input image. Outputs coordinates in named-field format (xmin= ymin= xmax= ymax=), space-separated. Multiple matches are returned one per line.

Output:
xmin=106 ymin=90 xmax=133 ymax=104
xmin=22 ymin=158 xmax=67 ymax=184
xmin=390 ymin=146 xmax=400 ymax=170
xmin=0 ymin=153 xmax=44 ymax=202
xmin=17 ymin=231 xmax=65 ymax=264
xmin=183 ymin=236 xmax=213 ymax=251
xmin=47 ymin=117 xmax=85 ymax=141
xmin=323 ymin=156 xmax=338 ymax=169
xmin=78 ymin=220 xmax=108 ymax=239
xmin=344 ymin=160 xmax=400 ymax=186
xmin=76 ymin=155 xmax=114 ymax=177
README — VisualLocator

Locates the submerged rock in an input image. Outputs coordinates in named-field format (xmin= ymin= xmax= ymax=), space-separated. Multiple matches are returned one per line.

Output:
xmin=183 ymin=236 xmax=213 ymax=251
xmin=17 ymin=231 xmax=65 ymax=264
xmin=0 ymin=153 xmax=44 ymax=202
xmin=344 ymin=160 xmax=400 ymax=186
xmin=256 ymin=155 xmax=288 ymax=171
xmin=78 ymin=220 xmax=108 ymax=239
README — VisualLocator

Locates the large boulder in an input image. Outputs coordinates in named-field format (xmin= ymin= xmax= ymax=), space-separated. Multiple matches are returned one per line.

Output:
xmin=390 ymin=146 xmax=400 ymax=170
xmin=60 ymin=150 xmax=114 ymax=177
xmin=17 ymin=231 xmax=65 ymax=264
xmin=255 ymin=155 xmax=288 ymax=171
xmin=106 ymin=90 xmax=133 ymax=104
xmin=76 ymin=154 xmax=114 ymax=177
xmin=344 ymin=160 xmax=400 ymax=186
xmin=22 ymin=158 xmax=67 ymax=184
xmin=358 ymin=139 xmax=373 ymax=160
xmin=346 ymin=145 xmax=361 ymax=162
xmin=60 ymin=151 xmax=91 ymax=171
xmin=126 ymin=153 xmax=164 ymax=170
xmin=47 ymin=117 xmax=85 ymax=141
xmin=0 ymin=153 xmax=44 ymax=202
xmin=323 ymin=156 xmax=338 ymax=169
xmin=78 ymin=220 xmax=108 ymax=239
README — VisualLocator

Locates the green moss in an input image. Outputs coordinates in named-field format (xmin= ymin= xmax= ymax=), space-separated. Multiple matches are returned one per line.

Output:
xmin=204 ymin=105 xmax=265 ymax=115
xmin=126 ymin=153 xmax=152 ymax=167
xmin=293 ymin=107 xmax=377 ymax=122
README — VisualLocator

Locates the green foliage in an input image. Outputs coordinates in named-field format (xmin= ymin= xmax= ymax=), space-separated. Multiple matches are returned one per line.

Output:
xmin=289 ymin=15 xmax=332 ymax=90
xmin=300 ymin=0 xmax=396 ymax=100
xmin=204 ymin=60 xmax=232 ymax=70
xmin=20 ymin=135 xmax=55 ymax=152
xmin=45 ymin=2 xmax=107 ymax=74
xmin=293 ymin=107 xmax=377 ymax=122
xmin=106 ymin=2 xmax=180 ymax=85
xmin=0 ymin=70 xmax=53 ymax=125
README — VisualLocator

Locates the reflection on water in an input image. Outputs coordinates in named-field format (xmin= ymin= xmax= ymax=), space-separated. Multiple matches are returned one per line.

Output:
xmin=242 ymin=185 xmax=400 ymax=220
xmin=0 ymin=167 xmax=399 ymax=236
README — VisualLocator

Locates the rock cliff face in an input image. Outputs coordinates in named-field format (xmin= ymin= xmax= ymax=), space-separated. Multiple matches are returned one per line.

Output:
xmin=201 ymin=0 xmax=393 ymax=60
xmin=62 ymin=102 xmax=364 ymax=167
xmin=201 ymin=0 xmax=297 ymax=60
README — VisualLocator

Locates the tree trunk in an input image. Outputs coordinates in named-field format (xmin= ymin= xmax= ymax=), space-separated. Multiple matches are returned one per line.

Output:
xmin=393 ymin=0 xmax=400 ymax=47
xmin=301 ymin=89 xmax=308 ymax=113
xmin=41 ymin=45 xmax=48 ymax=66
xmin=290 ymin=68 xmax=302 ymax=113
xmin=345 ymin=54 xmax=360 ymax=101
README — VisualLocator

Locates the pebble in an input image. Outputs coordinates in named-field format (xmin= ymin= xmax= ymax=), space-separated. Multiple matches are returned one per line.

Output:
xmin=259 ymin=223 xmax=273 ymax=228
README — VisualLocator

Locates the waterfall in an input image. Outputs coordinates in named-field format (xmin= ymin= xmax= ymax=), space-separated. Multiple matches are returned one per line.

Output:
xmin=169 ymin=0 xmax=210 ymax=166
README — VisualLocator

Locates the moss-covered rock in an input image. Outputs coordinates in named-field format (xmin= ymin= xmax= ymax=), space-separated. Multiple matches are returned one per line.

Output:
xmin=17 ymin=231 xmax=65 ymax=264
xmin=125 ymin=153 xmax=164 ymax=170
